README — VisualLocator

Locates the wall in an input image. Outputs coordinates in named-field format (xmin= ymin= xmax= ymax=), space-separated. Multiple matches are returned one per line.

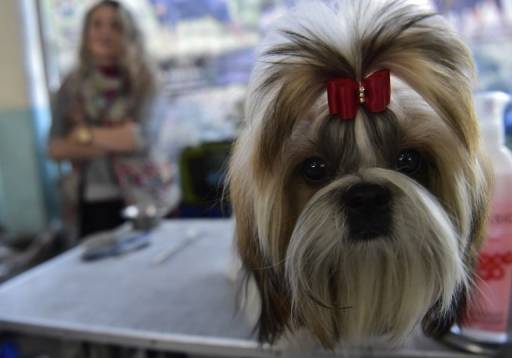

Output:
xmin=0 ymin=0 xmax=50 ymax=235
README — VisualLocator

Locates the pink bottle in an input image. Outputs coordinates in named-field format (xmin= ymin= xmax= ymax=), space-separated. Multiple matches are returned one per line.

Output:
xmin=460 ymin=91 xmax=512 ymax=343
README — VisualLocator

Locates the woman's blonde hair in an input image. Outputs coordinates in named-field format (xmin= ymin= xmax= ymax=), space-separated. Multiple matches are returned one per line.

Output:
xmin=77 ymin=0 xmax=156 ymax=116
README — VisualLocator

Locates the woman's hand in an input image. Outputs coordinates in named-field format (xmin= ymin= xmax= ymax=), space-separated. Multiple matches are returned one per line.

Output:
xmin=48 ymin=136 xmax=105 ymax=161
xmin=49 ymin=119 xmax=142 ymax=162
xmin=85 ymin=121 xmax=142 ymax=153
xmin=69 ymin=124 xmax=94 ymax=146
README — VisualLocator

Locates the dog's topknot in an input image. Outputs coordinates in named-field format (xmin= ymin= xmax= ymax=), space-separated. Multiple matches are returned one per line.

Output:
xmin=248 ymin=0 xmax=477 ymax=172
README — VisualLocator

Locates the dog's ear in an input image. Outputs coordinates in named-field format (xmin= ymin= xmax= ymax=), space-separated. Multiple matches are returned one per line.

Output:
xmin=228 ymin=141 xmax=292 ymax=344
xmin=232 ymin=194 xmax=292 ymax=344
xmin=422 ymin=153 xmax=493 ymax=337
xmin=421 ymin=285 xmax=467 ymax=337
xmin=421 ymin=237 xmax=479 ymax=337
xmin=240 ymin=249 xmax=291 ymax=344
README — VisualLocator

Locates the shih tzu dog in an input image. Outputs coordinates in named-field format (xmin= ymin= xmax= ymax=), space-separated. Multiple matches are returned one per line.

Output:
xmin=228 ymin=0 xmax=492 ymax=350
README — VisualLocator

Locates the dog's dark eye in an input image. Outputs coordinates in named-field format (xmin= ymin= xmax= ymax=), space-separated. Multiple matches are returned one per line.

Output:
xmin=301 ymin=157 xmax=329 ymax=183
xmin=396 ymin=149 xmax=423 ymax=175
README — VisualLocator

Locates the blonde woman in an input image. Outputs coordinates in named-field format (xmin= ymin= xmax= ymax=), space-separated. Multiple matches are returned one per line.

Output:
xmin=49 ymin=0 xmax=166 ymax=237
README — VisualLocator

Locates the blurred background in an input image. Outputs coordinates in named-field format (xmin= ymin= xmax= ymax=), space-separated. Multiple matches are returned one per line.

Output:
xmin=0 ymin=0 xmax=511 ymax=356
xmin=0 ymin=0 xmax=510 ymax=270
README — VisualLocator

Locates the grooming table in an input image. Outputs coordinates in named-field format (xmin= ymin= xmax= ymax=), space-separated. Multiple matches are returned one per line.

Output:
xmin=0 ymin=220 xmax=489 ymax=357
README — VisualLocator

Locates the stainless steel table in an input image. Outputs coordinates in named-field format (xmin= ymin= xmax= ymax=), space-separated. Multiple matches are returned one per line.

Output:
xmin=0 ymin=219 xmax=486 ymax=357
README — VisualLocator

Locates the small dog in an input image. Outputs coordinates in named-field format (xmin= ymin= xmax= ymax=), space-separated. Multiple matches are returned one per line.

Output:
xmin=228 ymin=0 xmax=492 ymax=349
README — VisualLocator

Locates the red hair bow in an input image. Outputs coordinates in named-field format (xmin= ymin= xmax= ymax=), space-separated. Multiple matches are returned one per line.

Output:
xmin=327 ymin=69 xmax=391 ymax=120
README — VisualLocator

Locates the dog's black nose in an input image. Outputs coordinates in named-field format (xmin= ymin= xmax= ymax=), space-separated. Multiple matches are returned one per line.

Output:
xmin=342 ymin=183 xmax=392 ymax=240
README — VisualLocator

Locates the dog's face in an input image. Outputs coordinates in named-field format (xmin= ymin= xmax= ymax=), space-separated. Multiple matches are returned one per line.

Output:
xmin=229 ymin=0 xmax=492 ymax=348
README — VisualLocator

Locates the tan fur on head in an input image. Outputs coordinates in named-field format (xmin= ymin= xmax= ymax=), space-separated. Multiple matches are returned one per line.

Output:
xmin=228 ymin=0 xmax=492 ymax=349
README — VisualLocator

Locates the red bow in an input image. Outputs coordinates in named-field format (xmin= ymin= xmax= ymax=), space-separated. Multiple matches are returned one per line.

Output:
xmin=327 ymin=69 xmax=391 ymax=120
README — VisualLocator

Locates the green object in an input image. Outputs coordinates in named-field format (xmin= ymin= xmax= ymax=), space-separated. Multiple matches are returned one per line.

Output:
xmin=179 ymin=141 xmax=233 ymax=205
xmin=506 ymin=135 xmax=512 ymax=151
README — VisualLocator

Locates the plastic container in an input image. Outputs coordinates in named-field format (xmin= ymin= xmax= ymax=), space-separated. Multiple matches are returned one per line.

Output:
xmin=459 ymin=91 xmax=512 ymax=343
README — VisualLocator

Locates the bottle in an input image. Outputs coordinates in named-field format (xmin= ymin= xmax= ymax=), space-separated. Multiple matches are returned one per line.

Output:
xmin=459 ymin=91 xmax=512 ymax=343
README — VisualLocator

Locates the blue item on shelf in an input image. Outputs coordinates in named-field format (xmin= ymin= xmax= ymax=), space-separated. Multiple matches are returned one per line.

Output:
xmin=504 ymin=101 xmax=512 ymax=136
xmin=150 ymin=0 xmax=230 ymax=25
xmin=0 ymin=341 xmax=19 ymax=358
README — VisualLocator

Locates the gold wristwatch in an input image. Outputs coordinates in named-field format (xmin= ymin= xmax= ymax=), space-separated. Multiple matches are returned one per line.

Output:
xmin=76 ymin=125 xmax=93 ymax=145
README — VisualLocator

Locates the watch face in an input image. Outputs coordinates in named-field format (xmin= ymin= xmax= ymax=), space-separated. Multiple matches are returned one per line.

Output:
xmin=78 ymin=127 xmax=92 ymax=144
